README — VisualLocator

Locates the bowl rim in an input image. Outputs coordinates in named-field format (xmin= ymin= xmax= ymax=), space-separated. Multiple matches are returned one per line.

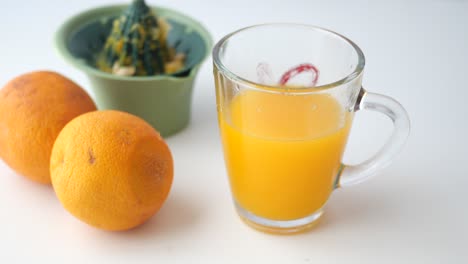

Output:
xmin=54 ymin=4 xmax=213 ymax=82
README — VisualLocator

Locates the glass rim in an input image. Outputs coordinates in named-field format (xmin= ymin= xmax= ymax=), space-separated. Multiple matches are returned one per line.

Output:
xmin=212 ymin=23 xmax=366 ymax=93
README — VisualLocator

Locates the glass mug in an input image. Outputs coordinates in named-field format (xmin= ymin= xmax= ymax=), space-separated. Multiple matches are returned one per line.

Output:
xmin=213 ymin=24 xmax=410 ymax=233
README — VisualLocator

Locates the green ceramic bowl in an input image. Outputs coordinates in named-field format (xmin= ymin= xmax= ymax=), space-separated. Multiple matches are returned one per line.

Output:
xmin=55 ymin=5 xmax=212 ymax=137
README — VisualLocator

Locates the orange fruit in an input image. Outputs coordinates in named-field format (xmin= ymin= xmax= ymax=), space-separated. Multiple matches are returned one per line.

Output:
xmin=0 ymin=71 xmax=96 ymax=184
xmin=50 ymin=110 xmax=173 ymax=231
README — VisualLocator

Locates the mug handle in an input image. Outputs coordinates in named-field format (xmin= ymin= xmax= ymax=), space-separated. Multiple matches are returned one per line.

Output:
xmin=337 ymin=88 xmax=411 ymax=187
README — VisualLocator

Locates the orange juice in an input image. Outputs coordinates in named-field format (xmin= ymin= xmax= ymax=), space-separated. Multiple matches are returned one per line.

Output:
xmin=219 ymin=89 xmax=353 ymax=220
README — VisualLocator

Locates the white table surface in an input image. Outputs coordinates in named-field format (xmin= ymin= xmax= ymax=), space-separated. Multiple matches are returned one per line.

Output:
xmin=1 ymin=0 xmax=467 ymax=263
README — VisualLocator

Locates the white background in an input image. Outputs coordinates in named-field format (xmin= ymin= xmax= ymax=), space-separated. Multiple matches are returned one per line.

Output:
xmin=0 ymin=0 xmax=467 ymax=263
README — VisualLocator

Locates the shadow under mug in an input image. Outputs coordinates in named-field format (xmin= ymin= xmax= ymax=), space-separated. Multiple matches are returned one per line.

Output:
xmin=213 ymin=24 xmax=410 ymax=234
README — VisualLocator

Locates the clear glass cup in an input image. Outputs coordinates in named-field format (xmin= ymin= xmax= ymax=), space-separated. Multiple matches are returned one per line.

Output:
xmin=213 ymin=24 xmax=410 ymax=234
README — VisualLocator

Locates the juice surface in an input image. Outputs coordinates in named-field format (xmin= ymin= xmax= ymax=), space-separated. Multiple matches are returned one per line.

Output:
xmin=219 ymin=89 xmax=353 ymax=220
